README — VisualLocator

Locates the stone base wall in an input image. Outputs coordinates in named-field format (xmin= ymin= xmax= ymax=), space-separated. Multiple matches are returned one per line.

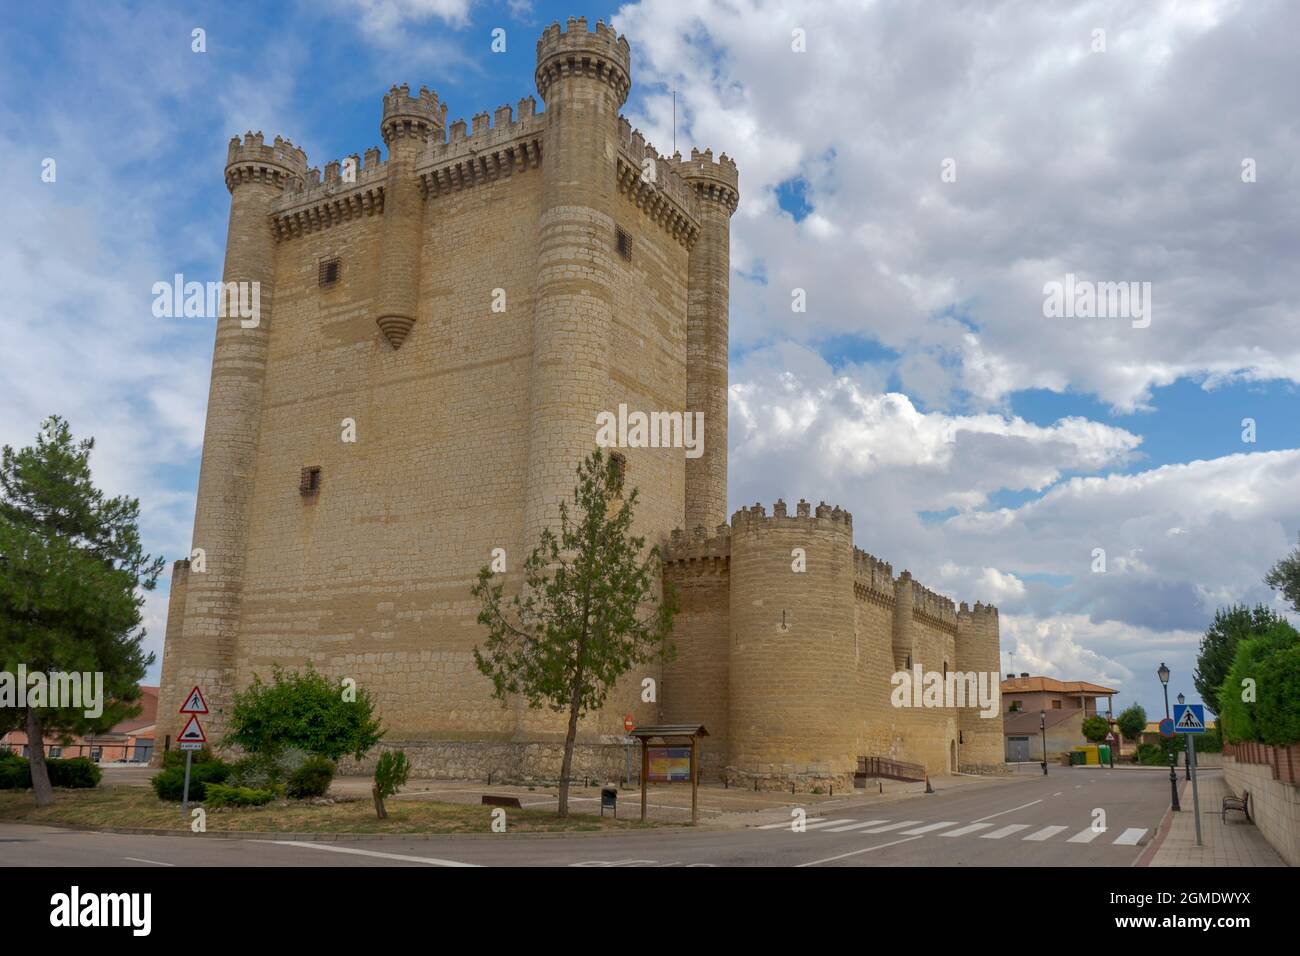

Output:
xmin=722 ymin=766 xmax=855 ymax=794
xmin=959 ymin=762 xmax=1010 ymax=775
xmin=1224 ymin=755 xmax=1300 ymax=866
xmin=336 ymin=739 xmax=634 ymax=785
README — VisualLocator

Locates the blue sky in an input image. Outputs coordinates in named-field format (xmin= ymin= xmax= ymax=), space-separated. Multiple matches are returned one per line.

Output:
xmin=3 ymin=0 xmax=1298 ymax=724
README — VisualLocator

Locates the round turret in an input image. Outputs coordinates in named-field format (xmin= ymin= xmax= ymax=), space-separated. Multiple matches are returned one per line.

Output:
xmin=535 ymin=16 xmax=631 ymax=107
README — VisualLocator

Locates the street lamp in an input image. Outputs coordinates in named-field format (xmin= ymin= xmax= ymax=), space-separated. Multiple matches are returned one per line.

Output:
xmin=1159 ymin=663 xmax=1179 ymax=811
xmin=1040 ymin=710 xmax=1048 ymax=776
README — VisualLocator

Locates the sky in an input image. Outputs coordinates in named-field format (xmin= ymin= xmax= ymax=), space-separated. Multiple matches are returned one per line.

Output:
xmin=2 ymin=0 xmax=1297 ymax=723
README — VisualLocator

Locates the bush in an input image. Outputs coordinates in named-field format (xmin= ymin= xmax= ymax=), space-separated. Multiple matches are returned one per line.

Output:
xmin=203 ymin=783 xmax=276 ymax=808
xmin=374 ymin=750 xmax=410 ymax=800
xmin=47 ymin=757 xmax=101 ymax=789
xmin=287 ymin=756 xmax=336 ymax=799
xmin=225 ymin=665 xmax=383 ymax=762
xmin=1081 ymin=715 xmax=1110 ymax=743
xmin=0 ymin=753 xmax=32 ymax=790
xmin=151 ymin=754 xmax=231 ymax=802
xmin=0 ymin=755 xmax=101 ymax=790
xmin=1134 ymin=743 xmax=1168 ymax=766
xmin=228 ymin=747 xmax=311 ymax=790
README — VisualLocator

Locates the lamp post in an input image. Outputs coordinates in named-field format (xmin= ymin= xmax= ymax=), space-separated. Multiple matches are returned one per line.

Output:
xmin=1178 ymin=692 xmax=1190 ymax=780
xmin=1159 ymin=663 xmax=1179 ymax=811
xmin=1040 ymin=710 xmax=1048 ymax=776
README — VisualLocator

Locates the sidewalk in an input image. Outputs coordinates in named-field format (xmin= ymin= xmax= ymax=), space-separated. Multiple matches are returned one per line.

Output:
xmin=1144 ymin=771 xmax=1286 ymax=866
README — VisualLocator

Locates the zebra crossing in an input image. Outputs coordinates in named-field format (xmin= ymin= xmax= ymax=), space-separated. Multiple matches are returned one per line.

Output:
xmin=754 ymin=815 xmax=1147 ymax=847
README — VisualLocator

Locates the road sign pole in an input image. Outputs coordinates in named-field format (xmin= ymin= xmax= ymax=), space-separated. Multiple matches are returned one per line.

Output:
xmin=181 ymin=749 xmax=193 ymax=822
xmin=1187 ymin=734 xmax=1202 ymax=846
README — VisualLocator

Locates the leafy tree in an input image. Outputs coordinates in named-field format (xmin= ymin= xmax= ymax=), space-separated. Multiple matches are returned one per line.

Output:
xmin=472 ymin=448 xmax=678 ymax=817
xmin=0 ymin=417 xmax=159 ymax=806
xmin=224 ymin=664 xmax=383 ymax=762
xmin=1265 ymin=535 xmax=1300 ymax=613
xmin=1116 ymin=703 xmax=1146 ymax=745
xmin=1081 ymin=715 xmax=1110 ymax=743
xmin=1194 ymin=604 xmax=1283 ymax=714
xmin=1217 ymin=620 xmax=1300 ymax=744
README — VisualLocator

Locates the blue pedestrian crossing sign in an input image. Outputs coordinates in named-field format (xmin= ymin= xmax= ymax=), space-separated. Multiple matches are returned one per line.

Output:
xmin=1173 ymin=703 xmax=1207 ymax=734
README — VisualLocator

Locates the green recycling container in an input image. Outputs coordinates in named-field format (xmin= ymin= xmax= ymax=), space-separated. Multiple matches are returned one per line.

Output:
xmin=1099 ymin=745 xmax=1110 ymax=763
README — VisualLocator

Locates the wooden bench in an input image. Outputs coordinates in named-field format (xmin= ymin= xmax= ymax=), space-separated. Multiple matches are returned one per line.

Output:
xmin=481 ymin=794 xmax=522 ymax=809
xmin=1221 ymin=788 xmax=1249 ymax=824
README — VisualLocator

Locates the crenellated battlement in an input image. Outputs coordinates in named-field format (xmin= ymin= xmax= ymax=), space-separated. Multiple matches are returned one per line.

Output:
xmin=730 ymin=498 xmax=854 ymax=534
xmin=662 ymin=523 xmax=732 ymax=564
xmin=616 ymin=117 xmax=701 ymax=248
xmin=958 ymin=600 xmax=1000 ymax=620
xmin=853 ymin=547 xmax=896 ymax=598
xmin=418 ymin=97 xmax=544 ymax=199
xmin=910 ymin=577 xmax=958 ymax=627
xmin=535 ymin=17 xmax=631 ymax=105
xmin=224 ymin=132 xmax=309 ymax=192
xmin=381 ymin=83 xmax=447 ymax=145
xmin=672 ymin=148 xmax=740 ymax=215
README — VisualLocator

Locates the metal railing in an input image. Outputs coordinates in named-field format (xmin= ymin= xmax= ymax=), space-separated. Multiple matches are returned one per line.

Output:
xmin=0 ymin=742 xmax=153 ymax=764
xmin=855 ymin=756 xmax=926 ymax=782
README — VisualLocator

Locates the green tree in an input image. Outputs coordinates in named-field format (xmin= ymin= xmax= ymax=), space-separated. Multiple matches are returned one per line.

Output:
xmin=1116 ymin=703 xmax=1146 ymax=745
xmin=1194 ymin=604 xmax=1283 ymax=714
xmin=1217 ymin=619 xmax=1300 ymax=744
xmin=0 ymin=417 xmax=160 ymax=806
xmin=1081 ymin=715 xmax=1110 ymax=743
xmin=224 ymin=664 xmax=383 ymax=762
xmin=472 ymin=449 xmax=678 ymax=817
xmin=1265 ymin=536 xmax=1300 ymax=613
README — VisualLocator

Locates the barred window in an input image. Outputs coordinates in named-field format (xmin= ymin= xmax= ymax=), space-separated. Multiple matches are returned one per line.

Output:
xmin=616 ymin=226 xmax=632 ymax=261
xmin=318 ymin=257 xmax=341 ymax=287
xmin=300 ymin=466 xmax=322 ymax=496
xmin=609 ymin=451 xmax=627 ymax=491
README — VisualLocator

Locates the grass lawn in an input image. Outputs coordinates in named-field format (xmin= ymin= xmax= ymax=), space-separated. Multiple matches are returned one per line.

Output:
xmin=0 ymin=786 xmax=658 ymax=835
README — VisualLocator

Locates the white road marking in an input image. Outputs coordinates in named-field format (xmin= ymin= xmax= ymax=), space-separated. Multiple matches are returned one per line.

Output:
xmin=1022 ymin=825 xmax=1068 ymax=841
xmin=269 ymin=841 xmax=478 ymax=867
xmin=823 ymin=820 xmax=889 ymax=832
xmin=981 ymin=824 xmax=1032 ymax=839
xmin=1067 ymin=827 xmax=1105 ymax=844
xmin=796 ymin=835 xmax=923 ymax=867
xmin=802 ymin=819 xmax=859 ymax=831
xmin=860 ymin=820 xmax=922 ymax=833
xmin=940 ymin=823 xmax=995 ymax=837
xmin=1113 ymin=827 xmax=1148 ymax=845
xmin=124 ymin=857 xmax=175 ymax=867
xmin=971 ymin=800 xmax=1041 ymax=823
xmin=757 ymin=817 xmax=823 ymax=830
xmin=1053 ymin=791 xmax=1063 ymax=796
xmin=900 ymin=821 xmax=959 ymax=835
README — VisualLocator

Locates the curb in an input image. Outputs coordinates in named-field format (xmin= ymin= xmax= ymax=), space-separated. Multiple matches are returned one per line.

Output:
xmin=17 ymin=819 xmax=688 ymax=842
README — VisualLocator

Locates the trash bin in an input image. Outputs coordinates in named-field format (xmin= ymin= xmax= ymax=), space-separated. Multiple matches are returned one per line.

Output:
xmin=1070 ymin=750 xmax=1086 ymax=766
xmin=600 ymin=785 xmax=618 ymax=818
xmin=1099 ymin=745 xmax=1111 ymax=764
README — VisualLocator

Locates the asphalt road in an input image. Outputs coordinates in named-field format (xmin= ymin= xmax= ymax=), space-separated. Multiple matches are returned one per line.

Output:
xmin=0 ymin=767 xmax=1176 ymax=868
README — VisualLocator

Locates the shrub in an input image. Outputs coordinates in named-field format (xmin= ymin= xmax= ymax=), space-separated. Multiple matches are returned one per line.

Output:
xmin=372 ymin=750 xmax=410 ymax=819
xmin=151 ymin=754 xmax=231 ymax=801
xmin=225 ymin=665 xmax=383 ymax=762
xmin=0 ymin=755 xmax=101 ymax=790
xmin=203 ymin=783 xmax=276 ymax=808
xmin=287 ymin=756 xmax=336 ymax=799
xmin=0 ymin=753 xmax=32 ymax=790
xmin=47 ymin=757 xmax=101 ymax=789
xmin=1134 ymin=743 xmax=1168 ymax=766
xmin=1081 ymin=715 xmax=1110 ymax=743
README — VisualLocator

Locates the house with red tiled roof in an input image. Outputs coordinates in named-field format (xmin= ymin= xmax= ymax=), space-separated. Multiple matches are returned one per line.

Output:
xmin=0 ymin=685 xmax=157 ymax=764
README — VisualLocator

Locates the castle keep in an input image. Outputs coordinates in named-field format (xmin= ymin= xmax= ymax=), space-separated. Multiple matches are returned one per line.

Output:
xmin=158 ymin=18 xmax=1003 ymax=787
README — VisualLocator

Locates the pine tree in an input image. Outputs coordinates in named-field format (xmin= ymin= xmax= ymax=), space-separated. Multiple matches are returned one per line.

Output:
xmin=0 ymin=417 xmax=160 ymax=805
xmin=471 ymin=449 xmax=677 ymax=817
xmin=1194 ymin=604 xmax=1281 ymax=715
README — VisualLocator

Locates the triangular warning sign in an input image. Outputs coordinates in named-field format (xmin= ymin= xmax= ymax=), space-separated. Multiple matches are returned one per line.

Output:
xmin=177 ymin=715 xmax=207 ymax=744
xmin=179 ymin=686 xmax=208 ymax=714
xmin=1175 ymin=707 xmax=1203 ymax=730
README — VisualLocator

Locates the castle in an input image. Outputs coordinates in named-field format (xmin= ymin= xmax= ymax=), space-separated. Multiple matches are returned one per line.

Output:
xmin=157 ymin=17 xmax=1004 ymax=788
